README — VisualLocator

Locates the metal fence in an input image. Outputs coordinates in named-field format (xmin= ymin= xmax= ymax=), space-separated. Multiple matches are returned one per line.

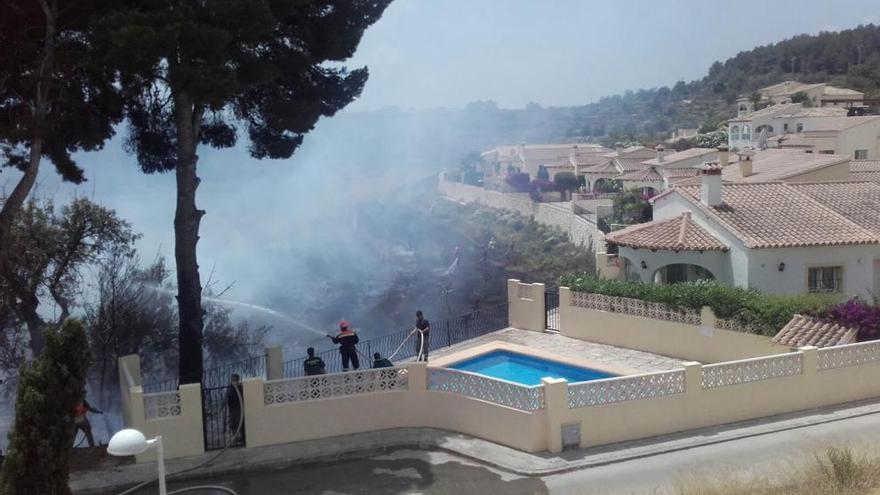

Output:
xmin=545 ymin=290 xmax=560 ymax=331
xmin=143 ymin=353 xmax=268 ymax=393
xmin=282 ymin=303 xmax=508 ymax=378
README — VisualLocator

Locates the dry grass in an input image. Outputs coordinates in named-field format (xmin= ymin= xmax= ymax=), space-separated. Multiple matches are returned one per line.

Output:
xmin=676 ymin=447 xmax=880 ymax=495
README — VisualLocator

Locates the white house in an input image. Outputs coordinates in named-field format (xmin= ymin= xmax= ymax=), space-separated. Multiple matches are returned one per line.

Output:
xmin=757 ymin=81 xmax=864 ymax=107
xmin=481 ymin=143 xmax=609 ymax=178
xmin=728 ymin=103 xmax=848 ymax=151
xmin=775 ymin=116 xmax=880 ymax=160
xmin=604 ymin=165 xmax=880 ymax=298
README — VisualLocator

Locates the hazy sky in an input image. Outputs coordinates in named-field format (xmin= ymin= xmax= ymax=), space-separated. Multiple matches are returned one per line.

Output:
xmin=346 ymin=0 xmax=880 ymax=111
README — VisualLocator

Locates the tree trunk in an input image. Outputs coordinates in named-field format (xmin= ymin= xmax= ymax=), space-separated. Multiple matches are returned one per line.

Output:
xmin=19 ymin=295 xmax=45 ymax=355
xmin=0 ymin=0 xmax=54 ymax=259
xmin=173 ymin=91 xmax=205 ymax=385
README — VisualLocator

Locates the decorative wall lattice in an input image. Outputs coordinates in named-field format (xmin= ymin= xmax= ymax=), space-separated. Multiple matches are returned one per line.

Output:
xmin=702 ymin=353 xmax=803 ymax=389
xmin=569 ymin=292 xmax=701 ymax=325
xmin=264 ymin=367 xmax=408 ymax=405
xmin=818 ymin=340 xmax=880 ymax=371
xmin=568 ymin=370 xmax=686 ymax=409
xmin=428 ymin=368 xmax=545 ymax=411
xmin=517 ymin=284 xmax=534 ymax=300
xmin=144 ymin=391 xmax=182 ymax=420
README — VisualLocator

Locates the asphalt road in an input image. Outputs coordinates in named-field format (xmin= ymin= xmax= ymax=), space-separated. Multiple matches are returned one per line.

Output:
xmin=128 ymin=411 xmax=880 ymax=495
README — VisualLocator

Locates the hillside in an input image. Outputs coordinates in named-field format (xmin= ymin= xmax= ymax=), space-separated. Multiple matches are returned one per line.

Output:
xmin=567 ymin=24 xmax=880 ymax=144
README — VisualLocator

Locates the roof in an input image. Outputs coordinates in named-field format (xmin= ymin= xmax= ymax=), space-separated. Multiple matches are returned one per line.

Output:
xmin=850 ymin=161 xmax=880 ymax=181
xmin=772 ymin=314 xmax=858 ymax=348
xmin=617 ymin=167 xmax=664 ymax=183
xmin=732 ymin=149 xmax=848 ymax=183
xmin=850 ymin=160 xmax=880 ymax=172
xmin=581 ymin=159 xmax=620 ymax=175
xmin=790 ymin=181 xmax=880 ymax=233
xmin=729 ymin=103 xmax=847 ymax=122
xmin=662 ymin=168 xmax=701 ymax=183
xmin=821 ymin=85 xmax=864 ymax=98
xmin=804 ymin=115 xmax=880 ymax=132
xmin=616 ymin=157 xmax=650 ymax=172
xmin=666 ymin=182 xmax=880 ymax=248
xmin=672 ymin=150 xmax=849 ymax=185
xmin=605 ymin=212 xmax=728 ymax=252
xmin=642 ymin=147 xmax=717 ymax=167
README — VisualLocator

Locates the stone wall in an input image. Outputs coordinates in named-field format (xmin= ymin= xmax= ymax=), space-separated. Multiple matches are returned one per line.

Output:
xmin=439 ymin=178 xmax=604 ymax=250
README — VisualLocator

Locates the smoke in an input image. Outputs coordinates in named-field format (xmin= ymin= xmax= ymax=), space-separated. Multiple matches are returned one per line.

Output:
xmin=8 ymin=107 xmax=544 ymax=359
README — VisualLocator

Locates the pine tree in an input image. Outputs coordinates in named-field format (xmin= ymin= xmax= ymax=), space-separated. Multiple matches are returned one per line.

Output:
xmin=0 ymin=320 xmax=91 ymax=495
xmin=0 ymin=1 xmax=122 ymax=275
xmin=100 ymin=0 xmax=392 ymax=384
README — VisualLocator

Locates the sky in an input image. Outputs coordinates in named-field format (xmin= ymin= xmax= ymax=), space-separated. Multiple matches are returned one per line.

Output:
xmin=345 ymin=0 xmax=880 ymax=111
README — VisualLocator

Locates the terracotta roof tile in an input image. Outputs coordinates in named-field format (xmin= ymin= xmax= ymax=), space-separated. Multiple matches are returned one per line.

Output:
xmin=772 ymin=314 xmax=858 ymax=348
xmin=850 ymin=160 xmax=880 ymax=172
xmin=642 ymin=148 xmax=718 ymax=167
xmin=790 ymin=181 xmax=880 ymax=233
xmin=672 ymin=182 xmax=880 ymax=248
xmin=605 ymin=212 xmax=728 ymax=252
xmin=618 ymin=166 xmax=664 ymax=183
xmin=615 ymin=157 xmax=650 ymax=172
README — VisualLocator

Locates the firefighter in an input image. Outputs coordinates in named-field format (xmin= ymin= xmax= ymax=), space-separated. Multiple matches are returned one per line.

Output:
xmin=328 ymin=320 xmax=360 ymax=371
xmin=303 ymin=347 xmax=327 ymax=375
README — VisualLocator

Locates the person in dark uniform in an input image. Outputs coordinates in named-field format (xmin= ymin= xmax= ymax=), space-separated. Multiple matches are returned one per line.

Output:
xmin=303 ymin=347 xmax=326 ymax=375
xmin=372 ymin=352 xmax=393 ymax=368
xmin=328 ymin=320 xmax=360 ymax=371
xmin=73 ymin=399 xmax=103 ymax=447
xmin=226 ymin=374 xmax=245 ymax=441
xmin=415 ymin=310 xmax=431 ymax=361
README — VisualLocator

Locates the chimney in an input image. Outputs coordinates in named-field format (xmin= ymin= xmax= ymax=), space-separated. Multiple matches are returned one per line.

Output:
xmin=655 ymin=144 xmax=666 ymax=163
xmin=700 ymin=161 xmax=723 ymax=207
xmin=738 ymin=151 xmax=754 ymax=178
xmin=717 ymin=145 xmax=729 ymax=167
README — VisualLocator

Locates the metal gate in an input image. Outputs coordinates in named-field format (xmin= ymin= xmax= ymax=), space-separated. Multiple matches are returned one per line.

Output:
xmin=545 ymin=290 xmax=560 ymax=331
xmin=202 ymin=384 xmax=245 ymax=451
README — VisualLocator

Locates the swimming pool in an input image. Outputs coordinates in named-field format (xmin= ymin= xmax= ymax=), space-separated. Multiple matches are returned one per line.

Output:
xmin=448 ymin=350 xmax=616 ymax=386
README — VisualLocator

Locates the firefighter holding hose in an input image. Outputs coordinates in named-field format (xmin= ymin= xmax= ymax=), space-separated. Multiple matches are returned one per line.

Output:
xmin=328 ymin=320 xmax=360 ymax=371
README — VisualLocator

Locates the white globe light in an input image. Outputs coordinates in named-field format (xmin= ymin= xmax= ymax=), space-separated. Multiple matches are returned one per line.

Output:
xmin=107 ymin=429 xmax=149 ymax=456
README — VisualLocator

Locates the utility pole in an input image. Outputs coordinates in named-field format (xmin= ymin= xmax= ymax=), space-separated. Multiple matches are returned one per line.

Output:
xmin=790 ymin=56 xmax=797 ymax=74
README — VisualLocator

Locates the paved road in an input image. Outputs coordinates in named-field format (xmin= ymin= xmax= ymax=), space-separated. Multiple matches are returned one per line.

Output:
xmin=122 ymin=411 xmax=880 ymax=495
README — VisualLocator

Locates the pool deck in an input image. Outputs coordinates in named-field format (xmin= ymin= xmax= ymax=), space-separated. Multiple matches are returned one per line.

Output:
xmin=428 ymin=327 xmax=684 ymax=374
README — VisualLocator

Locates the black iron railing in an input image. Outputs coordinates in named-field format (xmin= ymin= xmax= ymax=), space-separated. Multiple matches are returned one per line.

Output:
xmin=545 ymin=290 xmax=560 ymax=331
xmin=141 ymin=303 xmax=509 ymax=391
xmin=282 ymin=303 xmax=508 ymax=378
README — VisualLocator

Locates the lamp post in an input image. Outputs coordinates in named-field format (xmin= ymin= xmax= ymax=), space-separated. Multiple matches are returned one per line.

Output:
xmin=108 ymin=429 xmax=166 ymax=495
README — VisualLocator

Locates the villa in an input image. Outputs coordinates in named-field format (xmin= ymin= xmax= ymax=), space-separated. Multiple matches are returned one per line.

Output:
xmin=604 ymin=164 xmax=880 ymax=297
xmin=756 ymin=80 xmax=864 ymax=107
xmin=481 ymin=143 xmax=610 ymax=178
xmin=727 ymin=102 xmax=849 ymax=151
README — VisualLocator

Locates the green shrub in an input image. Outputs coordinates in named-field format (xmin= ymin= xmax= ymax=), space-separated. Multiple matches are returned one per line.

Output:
xmin=0 ymin=320 xmax=92 ymax=494
xmin=559 ymin=275 xmax=837 ymax=335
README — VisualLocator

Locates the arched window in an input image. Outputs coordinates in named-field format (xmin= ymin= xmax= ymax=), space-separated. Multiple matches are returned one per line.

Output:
xmin=755 ymin=124 xmax=774 ymax=135
xmin=741 ymin=125 xmax=751 ymax=141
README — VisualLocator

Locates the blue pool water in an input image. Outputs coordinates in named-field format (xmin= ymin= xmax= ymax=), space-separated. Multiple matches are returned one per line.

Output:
xmin=448 ymin=350 xmax=616 ymax=386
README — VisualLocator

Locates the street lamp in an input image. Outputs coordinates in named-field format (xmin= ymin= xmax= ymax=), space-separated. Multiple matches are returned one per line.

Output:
xmin=108 ymin=429 xmax=166 ymax=495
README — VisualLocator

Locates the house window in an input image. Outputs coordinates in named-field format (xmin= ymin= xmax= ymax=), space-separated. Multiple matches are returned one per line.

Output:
xmin=819 ymin=150 xmax=835 ymax=155
xmin=796 ymin=123 xmax=804 ymax=132
xmin=808 ymin=266 xmax=843 ymax=293
xmin=783 ymin=123 xmax=789 ymax=132
xmin=855 ymin=149 xmax=869 ymax=160
xmin=741 ymin=125 xmax=751 ymax=141
xmin=730 ymin=125 xmax=740 ymax=140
